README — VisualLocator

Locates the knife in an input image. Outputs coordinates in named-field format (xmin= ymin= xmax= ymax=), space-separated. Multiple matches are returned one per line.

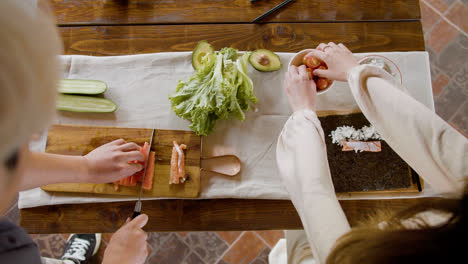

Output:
xmin=253 ymin=0 xmax=292 ymax=23
xmin=131 ymin=128 xmax=155 ymax=219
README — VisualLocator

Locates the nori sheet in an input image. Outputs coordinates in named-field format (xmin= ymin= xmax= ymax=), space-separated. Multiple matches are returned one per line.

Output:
xmin=319 ymin=113 xmax=411 ymax=192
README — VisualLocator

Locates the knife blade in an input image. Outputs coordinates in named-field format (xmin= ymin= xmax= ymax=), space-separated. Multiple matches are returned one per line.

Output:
xmin=253 ymin=0 xmax=292 ymax=23
xmin=131 ymin=128 xmax=155 ymax=219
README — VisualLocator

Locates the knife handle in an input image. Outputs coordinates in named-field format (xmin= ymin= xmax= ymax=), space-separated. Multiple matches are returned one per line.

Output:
xmin=131 ymin=211 xmax=141 ymax=219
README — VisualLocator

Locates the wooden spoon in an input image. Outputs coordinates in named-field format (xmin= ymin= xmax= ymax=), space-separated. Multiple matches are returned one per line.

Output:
xmin=201 ymin=155 xmax=241 ymax=177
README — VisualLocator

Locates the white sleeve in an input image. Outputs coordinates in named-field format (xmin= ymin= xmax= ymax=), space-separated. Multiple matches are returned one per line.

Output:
xmin=276 ymin=110 xmax=351 ymax=264
xmin=347 ymin=65 xmax=468 ymax=194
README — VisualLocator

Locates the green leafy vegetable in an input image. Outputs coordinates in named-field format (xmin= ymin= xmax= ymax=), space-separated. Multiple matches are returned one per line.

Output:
xmin=169 ymin=47 xmax=258 ymax=136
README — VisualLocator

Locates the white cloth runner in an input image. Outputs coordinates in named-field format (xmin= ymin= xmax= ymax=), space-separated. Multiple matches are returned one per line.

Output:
xmin=19 ymin=51 xmax=435 ymax=209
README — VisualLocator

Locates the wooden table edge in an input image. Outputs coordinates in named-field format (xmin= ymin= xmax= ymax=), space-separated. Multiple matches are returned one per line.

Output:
xmin=20 ymin=197 xmax=444 ymax=234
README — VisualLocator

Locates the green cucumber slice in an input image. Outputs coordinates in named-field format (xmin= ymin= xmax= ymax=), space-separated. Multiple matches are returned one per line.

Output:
xmin=57 ymin=94 xmax=117 ymax=113
xmin=192 ymin=40 xmax=215 ymax=71
xmin=58 ymin=79 xmax=107 ymax=95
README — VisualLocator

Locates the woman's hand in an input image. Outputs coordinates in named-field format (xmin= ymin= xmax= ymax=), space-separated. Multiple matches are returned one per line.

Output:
xmin=304 ymin=42 xmax=359 ymax=82
xmin=84 ymin=139 xmax=144 ymax=183
xmin=285 ymin=65 xmax=317 ymax=112
xmin=103 ymin=214 xmax=149 ymax=264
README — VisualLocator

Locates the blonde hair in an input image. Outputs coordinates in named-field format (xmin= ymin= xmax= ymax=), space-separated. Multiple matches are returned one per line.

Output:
xmin=0 ymin=0 xmax=62 ymax=161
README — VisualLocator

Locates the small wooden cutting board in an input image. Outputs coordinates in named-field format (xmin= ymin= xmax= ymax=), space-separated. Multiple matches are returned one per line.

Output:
xmin=41 ymin=124 xmax=201 ymax=198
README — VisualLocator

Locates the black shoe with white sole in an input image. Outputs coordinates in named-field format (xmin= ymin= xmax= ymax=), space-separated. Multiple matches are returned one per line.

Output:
xmin=61 ymin=233 xmax=101 ymax=264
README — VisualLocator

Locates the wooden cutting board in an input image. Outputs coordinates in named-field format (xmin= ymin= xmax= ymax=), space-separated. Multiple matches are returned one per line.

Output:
xmin=41 ymin=124 xmax=201 ymax=198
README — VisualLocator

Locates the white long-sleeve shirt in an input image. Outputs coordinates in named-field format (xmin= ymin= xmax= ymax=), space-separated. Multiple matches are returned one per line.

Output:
xmin=276 ymin=65 xmax=468 ymax=263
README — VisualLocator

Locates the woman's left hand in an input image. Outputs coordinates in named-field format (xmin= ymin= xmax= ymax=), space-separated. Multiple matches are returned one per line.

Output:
xmin=83 ymin=139 xmax=145 ymax=183
xmin=284 ymin=65 xmax=317 ymax=112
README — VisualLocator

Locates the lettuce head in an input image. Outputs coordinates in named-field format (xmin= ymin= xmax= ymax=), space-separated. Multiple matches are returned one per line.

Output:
xmin=169 ymin=48 xmax=257 ymax=136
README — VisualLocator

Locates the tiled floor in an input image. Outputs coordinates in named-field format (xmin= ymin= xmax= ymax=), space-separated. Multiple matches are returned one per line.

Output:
xmin=420 ymin=0 xmax=468 ymax=135
xmin=2 ymin=1 xmax=468 ymax=264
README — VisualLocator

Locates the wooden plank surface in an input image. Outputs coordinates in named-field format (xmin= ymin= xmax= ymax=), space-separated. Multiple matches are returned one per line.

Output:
xmin=59 ymin=22 xmax=425 ymax=56
xmin=20 ymin=1 xmax=430 ymax=233
xmin=42 ymin=124 xmax=201 ymax=197
xmin=20 ymin=197 xmax=443 ymax=233
xmin=43 ymin=0 xmax=421 ymax=25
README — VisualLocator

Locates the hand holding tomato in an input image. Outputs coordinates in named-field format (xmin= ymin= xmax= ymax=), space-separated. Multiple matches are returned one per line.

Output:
xmin=284 ymin=65 xmax=317 ymax=112
xmin=303 ymin=56 xmax=321 ymax=69
xmin=304 ymin=42 xmax=359 ymax=82
xmin=301 ymin=52 xmax=333 ymax=91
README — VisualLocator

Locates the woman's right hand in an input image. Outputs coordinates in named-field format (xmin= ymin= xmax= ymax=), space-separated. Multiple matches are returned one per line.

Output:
xmin=102 ymin=214 xmax=149 ymax=264
xmin=284 ymin=65 xmax=317 ymax=112
xmin=304 ymin=42 xmax=359 ymax=82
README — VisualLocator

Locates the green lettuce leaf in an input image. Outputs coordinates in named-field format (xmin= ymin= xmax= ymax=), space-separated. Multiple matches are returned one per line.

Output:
xmin=169 ymin=48 xmax=257 ymax=136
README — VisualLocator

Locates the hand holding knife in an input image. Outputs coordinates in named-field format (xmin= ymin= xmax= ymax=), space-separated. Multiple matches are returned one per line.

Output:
xmin=131 ymin=128 xmax=155 ymax=219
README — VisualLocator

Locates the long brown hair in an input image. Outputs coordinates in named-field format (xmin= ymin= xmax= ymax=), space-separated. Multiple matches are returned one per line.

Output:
xmin=326 ymin=185 xmax=467 ymax=264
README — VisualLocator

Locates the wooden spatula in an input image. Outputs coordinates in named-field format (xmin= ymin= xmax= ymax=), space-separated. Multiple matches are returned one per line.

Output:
xmin=201 ymin=155 xmax=241 ymax=177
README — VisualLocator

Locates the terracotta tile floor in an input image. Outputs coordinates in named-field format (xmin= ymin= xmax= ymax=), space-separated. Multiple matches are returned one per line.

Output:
xmin=420 ymin=0 xmax=468 ymax=135
xmin=2 ymin=1 xmax=468 ymax=263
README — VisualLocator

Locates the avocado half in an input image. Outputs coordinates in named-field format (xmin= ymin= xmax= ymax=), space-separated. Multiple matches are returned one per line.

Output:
xmin=192 ymin=40 xmax=215 ymax=71
xmin=249 ymin=49 xmax=282 ymax=72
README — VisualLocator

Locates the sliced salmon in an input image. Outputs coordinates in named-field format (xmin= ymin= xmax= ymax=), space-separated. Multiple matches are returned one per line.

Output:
xmin=129 ymin=174 xmax=137 ymax=186
xmin=142 ymin=151 xmax=155 ymax=190
xmin=113 ymin=142 xmax=155 ymax=190
xmin=140 ymin=142 xmax=150 ymax=160
xmin=178 ymin=144 xmax=187 ymax=182
xmin=170 ymin=141 xmax=188 ymax=184
xmin=342 ymin=141 xmax=382 ymax=152
xmin=170 ymin=145 xmax=179 ymax=184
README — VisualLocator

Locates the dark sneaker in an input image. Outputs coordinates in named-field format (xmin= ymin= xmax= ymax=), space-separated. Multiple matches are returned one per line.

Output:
xmin=61 ymin=233 xmax=101 ymax=264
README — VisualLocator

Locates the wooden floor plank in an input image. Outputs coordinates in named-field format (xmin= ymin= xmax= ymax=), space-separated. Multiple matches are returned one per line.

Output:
xmin=43 ymin=0 xmax=421 ymax=25
xmin=20 ymin=198 xmax=443 ymax=233
xmin=59 ymin=22 xmax=425 ymax=56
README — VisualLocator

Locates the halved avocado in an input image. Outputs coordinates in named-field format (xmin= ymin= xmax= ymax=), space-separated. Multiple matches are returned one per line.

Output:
xmin=192 ymin=40 xmax=215 ymax=71
xmin=249 ymin=49 xmax=282 ymax=72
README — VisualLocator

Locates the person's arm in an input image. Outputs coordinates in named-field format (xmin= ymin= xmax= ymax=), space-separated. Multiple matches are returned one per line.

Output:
xmin=20 ymin=139 xmax=145 ymax=191
xmin=277 ymin=65 xmax=351 ymax=263
xmin=309 ymin=43 xmax=467 ymax=195
xmin=346 ymin=65 xmax=466 ymax=194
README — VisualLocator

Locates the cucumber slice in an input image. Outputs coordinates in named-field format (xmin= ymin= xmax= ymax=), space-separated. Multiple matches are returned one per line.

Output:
xmin=192 ymin=40 xmax=215 ymax=71
xmin=58 ymin=79 xmax=107 ymax=95
xmin=57 ymin=94 xmax=117 ymax=113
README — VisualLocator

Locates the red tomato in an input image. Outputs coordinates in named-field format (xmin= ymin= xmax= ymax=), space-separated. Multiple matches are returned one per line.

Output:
xmin=303 ymin=56 xmax=321 ymax=69
xmin=306 ymin=67 xmax=313 ymax=80
xmin=316 ymin=78 xmax=329 ymax=90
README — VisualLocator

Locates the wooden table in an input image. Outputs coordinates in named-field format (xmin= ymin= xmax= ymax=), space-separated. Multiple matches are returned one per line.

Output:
xmin=21 ymin=0 xmax=436 ymax=234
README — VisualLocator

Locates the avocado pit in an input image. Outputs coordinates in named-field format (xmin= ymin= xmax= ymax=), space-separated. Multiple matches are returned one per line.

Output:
xmin=258 ymin=55 xmax=270 ymax=66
